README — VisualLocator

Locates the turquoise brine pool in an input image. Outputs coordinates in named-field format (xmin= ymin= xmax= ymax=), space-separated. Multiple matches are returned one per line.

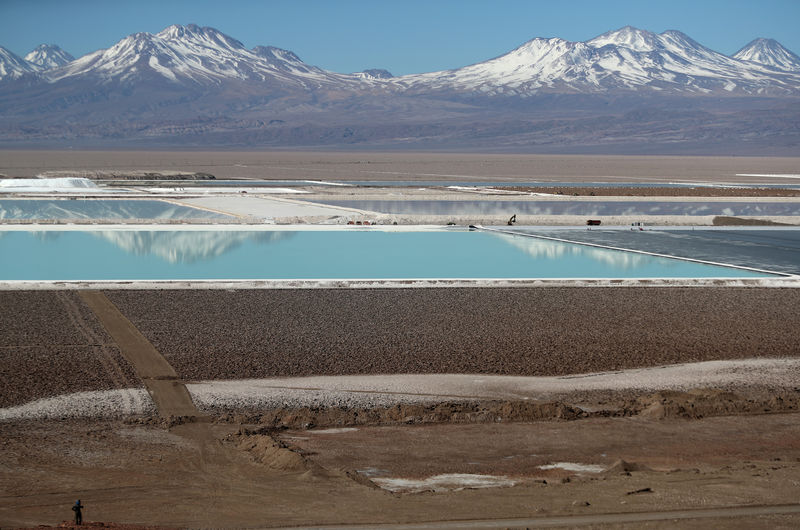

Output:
xmin=0 ymin=228 xmax=777 ymax=281
xmin=0 ymin=199 xmax=232 ymax=220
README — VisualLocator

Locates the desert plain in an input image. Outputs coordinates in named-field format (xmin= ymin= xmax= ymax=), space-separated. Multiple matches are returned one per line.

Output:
xmin=1 ymin=151 xmax=800 ymax=529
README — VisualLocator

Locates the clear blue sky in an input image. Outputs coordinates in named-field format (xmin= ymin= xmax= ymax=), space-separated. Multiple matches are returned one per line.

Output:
xmin=1 ymin=0 xmax=798 ymax=75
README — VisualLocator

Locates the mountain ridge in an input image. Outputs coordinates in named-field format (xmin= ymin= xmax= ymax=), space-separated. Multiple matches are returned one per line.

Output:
xmin=394 ymin=26 xmax=800 ymax=96
xmin=2 ymin=24 xmax=799 ymax=90
xmin=24 ymin=44 xmax=74 ymax=71
xmin=734 ymin=38 xmax=800 ymax=71
xmin=1 ymin=24 xmax=799 ymax=153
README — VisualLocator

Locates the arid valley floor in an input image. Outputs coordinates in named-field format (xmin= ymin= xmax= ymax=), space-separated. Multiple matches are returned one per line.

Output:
xmin=1 ymin=152 xmax=799 ymax=529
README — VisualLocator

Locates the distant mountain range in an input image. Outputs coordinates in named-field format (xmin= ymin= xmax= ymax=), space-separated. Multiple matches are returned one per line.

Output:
xmin=1 ymin=24 xmax=799 ymax=154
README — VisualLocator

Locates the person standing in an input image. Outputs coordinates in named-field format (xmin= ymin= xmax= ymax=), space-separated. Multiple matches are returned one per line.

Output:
xmin=72 ymin=500 xmax=83 ymax=525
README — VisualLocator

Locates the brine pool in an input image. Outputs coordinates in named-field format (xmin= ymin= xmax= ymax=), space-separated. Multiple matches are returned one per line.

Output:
xmin=307 ymin=200 xmax=800 ymax=216
xmin=0 ymin=227 xmax=780 ymax=281
xmin=0 ymin=199 xmax=232 ymax=220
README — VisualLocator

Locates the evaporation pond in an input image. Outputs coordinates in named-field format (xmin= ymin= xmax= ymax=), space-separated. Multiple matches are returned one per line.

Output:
xmin=0 ymin=229 xmax=775 ymax=281
xmin=308 ymin=200 xmax=800 ymax=216
xmin=0 ymin=199 xmax=232 ymax=220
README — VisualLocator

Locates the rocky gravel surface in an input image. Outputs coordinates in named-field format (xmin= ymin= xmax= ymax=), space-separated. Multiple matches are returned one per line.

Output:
xmin=0 ymin=291 xmax=142 ymax=407
xmin=107 ymin=288 xmax=800 ymax=381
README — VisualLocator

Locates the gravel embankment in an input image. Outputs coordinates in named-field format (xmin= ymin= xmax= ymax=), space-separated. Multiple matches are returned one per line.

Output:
xmin=107 ymin=288 xmax=800 ymax=381
xmin=0 ymin=291 xmax=142 ymax=407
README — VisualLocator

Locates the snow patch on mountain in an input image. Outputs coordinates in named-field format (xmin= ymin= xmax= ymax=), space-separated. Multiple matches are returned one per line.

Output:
xmin=2 ymin=24 xmax=799 ymax=99
xmin=24 ymin=44 xmax=74 ymax=71
xmin=395 ymin=26 xmax=800 ymax=95
xmin=46 ymin=24 xmax=367 ymax=89
xmin=354 ymin=68 xmax=393 ymax=80
xmin=0 ymin=46 xmax=36 ymax=80
xmin=734 ymin=38 xmax=800 ymax=71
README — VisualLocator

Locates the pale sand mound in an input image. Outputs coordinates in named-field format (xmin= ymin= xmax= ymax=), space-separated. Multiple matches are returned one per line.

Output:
xmin=2 ymin=359 xmax=796 ymax=421
xmin=0 ymin=389 xmax=154 ymax=421
xmin=185 ymin=358 xmax=800 ymax=411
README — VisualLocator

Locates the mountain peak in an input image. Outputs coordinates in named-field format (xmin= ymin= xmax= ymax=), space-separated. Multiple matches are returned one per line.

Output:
xmin=25 ymin=44 xmax=74 ymax=70
xmin=588 ymin=26 xmax=660 ymax=52
xmin=354 ymin=68 xmax=393 ymax=80
xmin=44 ymin=23 xmax=347 ymax=89
xmin=157 ymin=23 xmax=203 ymax=39
xmin=0 ymin=46 xmax=36 ymax=80
xmin=156 ymin=24 xmax=246 ymax=51
xmin=734 ymin=38 xmax=800 ymax=71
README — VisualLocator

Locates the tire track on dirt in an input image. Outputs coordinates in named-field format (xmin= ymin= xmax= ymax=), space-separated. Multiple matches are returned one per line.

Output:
xmin=77 ymin=292 xmax=240 ymax=526
xmin=56 ymin=291 xmax=130 ymax=386
xmin=57 ymin=291 xmax=140 ymax=412
xmin=78 ymin=290 xmax=199 ymax=418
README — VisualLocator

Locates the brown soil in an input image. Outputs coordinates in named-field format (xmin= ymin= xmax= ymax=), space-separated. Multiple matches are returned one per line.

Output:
xmin=2 ymin=151 xmax=799 ymax=184
xmin=277 ymin=405 xmax=800 ymax=481
xmin=713 ymin=216 xmax=795 ymax=226
xmin=214 ymin=388 xmax=800 ymax=430
xmin=105 ymin=288 xmax=800 ymax=381
xmin=3 ymin=406 xmax=800 ymax=528
xmin=0 ymin=292 xmax=141 ymax=407
xmin=3 ymin=288 xmax=800 ymax=528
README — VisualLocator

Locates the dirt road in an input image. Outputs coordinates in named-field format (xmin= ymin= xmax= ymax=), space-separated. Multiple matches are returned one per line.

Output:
xmin=78 ymin=291 xmax=197 ymax=418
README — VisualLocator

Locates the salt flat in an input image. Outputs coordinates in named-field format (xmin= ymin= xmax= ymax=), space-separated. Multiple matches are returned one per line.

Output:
xmin=178 ymin=194 xmax=367 ymax=220
xmin=184 ymin=359 xmax=800 ymax=411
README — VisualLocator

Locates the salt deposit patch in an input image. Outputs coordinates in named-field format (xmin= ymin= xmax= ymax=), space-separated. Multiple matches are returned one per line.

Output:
xmin=0 ymin=389 xmax=154 ymax=421
xmin=372 ymin=473 xmax=516 ymax=493
xmin=180 ymin=195 xmax=366 ymax=219
xmin=0 ymin=177 xmax=110 ymax=193
xmin=186 ymin=359 xmax=800 ymax=410
xmin=309 ymin=427 xmax=359 ymax=434
xmin=143 ymin=187 xmax=307 ymax=194
xmin=736 ymin=174 xmax=800 ymax=179
xmin=538 ymin=462 xmax=606 ymax=473
xmin=356 ymin=467 xmax=389 ymax=477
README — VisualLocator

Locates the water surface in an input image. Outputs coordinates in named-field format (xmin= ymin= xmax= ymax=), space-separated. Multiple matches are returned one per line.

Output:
xmin=307 ymin=200 xmax=800 ymax=216
xmin=0 ymin=199 xmax=232 ymax=220
xmin=0 ymin=229 xmax=774 ymax=281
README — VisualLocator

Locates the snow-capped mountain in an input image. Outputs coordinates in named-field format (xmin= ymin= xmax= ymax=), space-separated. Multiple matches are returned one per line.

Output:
xmin=0 ymin=46 xmax=37 ymax=80
xmin=354 ymin=69 xmax=393 ymax=80
xmin=734 ymin=38 xmax=800 ymax=71
xmin=24 ymin=44 xmax=74 ymax=71
xmin=395 ymin=26 xmax=800 ymax=95
xmin=47 ymin=24 xmax=363 ymax=89
xmin=8 ymin=24 xmax=799 ymax=95
xmin=1 ymin=24 xmax=799 ymax=152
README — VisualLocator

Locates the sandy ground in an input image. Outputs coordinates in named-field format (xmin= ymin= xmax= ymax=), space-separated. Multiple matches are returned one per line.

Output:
xmin=2 ymin=151 xmax=799 ymax=184
xmin=2 ymin=288 xmax=798 ymax=527
xmin=3 ymin=404 xmax=800 ymax=528
xmin=104 ymin=288 xmax=800 ymax=381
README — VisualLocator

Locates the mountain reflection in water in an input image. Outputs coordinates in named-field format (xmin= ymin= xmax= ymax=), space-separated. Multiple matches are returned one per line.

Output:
xmin=92 ymin=230 xmax=295 ymax=264
xmin=310 ymin=200 xmax=800 ymax=216
xmin=494 ymin=232 xmax=650 ymax=270
xmin=0 ymin=199 xmax=231 ymax=220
